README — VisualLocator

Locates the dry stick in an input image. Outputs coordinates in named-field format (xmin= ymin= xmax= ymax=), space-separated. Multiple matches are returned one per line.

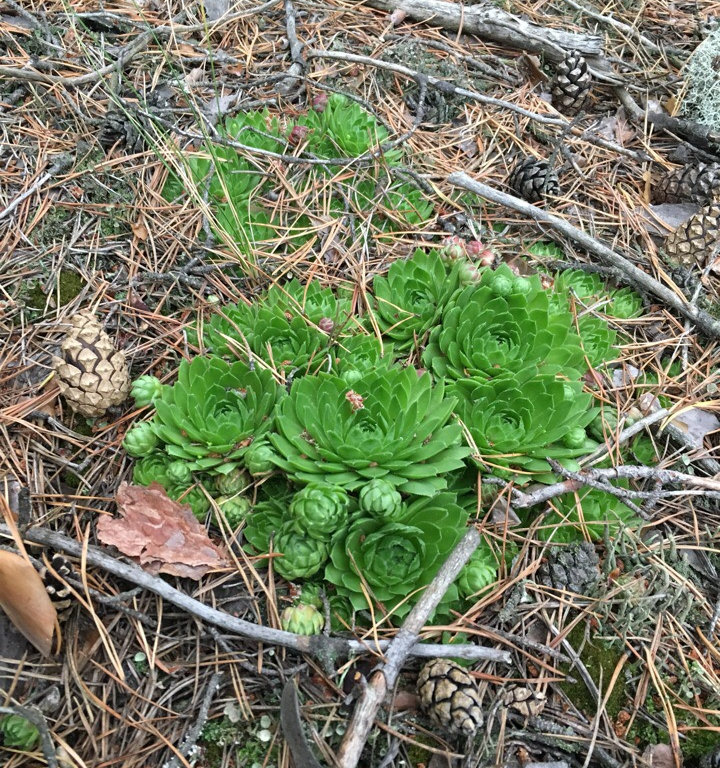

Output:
xmin=335 ymin=527 xmax=482 ymax=768
xmin=354 ymin=0 xmax=604 ymax=62
xmin=3 ymin=525 xmax=510 ymax=664
xmin=617 ymin=88 xmax=720 ymax=156
xmin=447 ymin=172 xmax=720 ymax=340
xmin=277 ymin=0 xmax=305 ymax=96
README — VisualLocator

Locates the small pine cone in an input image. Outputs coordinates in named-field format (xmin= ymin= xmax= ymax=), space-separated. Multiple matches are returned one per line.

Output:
xmin=502 ymin=684 xmax=547 ymax=718
xmin=508 ymin=157 xmax=560 ymax=203
xmin=52 ymin=311 xmax=130 ymax=417
xmin=536 ymin=541 xmax=600 ymax=595
xmin=417 ymin=659 xmax=483 ymax=735
xmin=651 ymin=162 xmax=720 ymax=205
xmin=665 ymin=203 xmax=720 ymax=268
xmin=551 ymin=51 xmax=591 ymax=115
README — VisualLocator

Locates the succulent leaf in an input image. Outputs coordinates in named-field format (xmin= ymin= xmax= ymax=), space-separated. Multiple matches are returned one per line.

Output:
xmin=281 ymin=603 xmax=324 ymax=634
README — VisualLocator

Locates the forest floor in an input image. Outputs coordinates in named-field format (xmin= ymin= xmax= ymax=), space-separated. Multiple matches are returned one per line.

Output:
xmin=2 ymin=0 xmax=720 ymax=766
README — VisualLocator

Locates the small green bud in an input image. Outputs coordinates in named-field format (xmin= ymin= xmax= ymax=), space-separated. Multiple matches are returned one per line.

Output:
xmin=281 ymin=603 xmax=324 ymax=635
xmin=216 ymin=495 xmax=251 ymax=528
xmin=130 ymin=375 xmax=163 ymax=408
xmin=245 ymin=439 xmax=276 ymax=476
xmin=358 ymin=478 xmax=403 ymax=521
xmin=214 ymin=468 xmax=250 ymax=496
xmin=0 ymin=715 xmax=40 ymax=750
xmin=123 ymin=422 xmax=159 ymax=457
xmin=166 ymin=460 xmax=193 ymax=486
xmin=563 ymin=426 xmax=587 ymax=449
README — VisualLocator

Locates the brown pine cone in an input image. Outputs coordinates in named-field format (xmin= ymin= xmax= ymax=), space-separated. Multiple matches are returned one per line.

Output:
xmin=52 ymin=311 xmax=130 ymax=417
xmin=417 ymin=659 xmax=483 ymax=735
xmin=551 ymin=51 xmax=591 ymax=116
xmin=502 ymin=684 xmax=547 ymax=718
xmin=665 ymin=203 xmax=720 ymax=268
xmin=651 ymin=162 xmax=720 ymax=206
xmin=508 ymin=157 xmax=560 ymax=203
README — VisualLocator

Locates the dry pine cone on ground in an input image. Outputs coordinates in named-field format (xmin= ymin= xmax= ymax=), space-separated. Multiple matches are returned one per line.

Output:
xmin=551 ymin=50 xmax=591 ymax=115
xmin=651 ymin=162 xmax=720 ymax=206
xmin=665 ymin=203 xmax=720 ymax=268
xmin=508 ymin=157 xmax=560 ymax=203
xmin=417 ymin=659 xmax=483 ymax=735
xmin=52 ymin=312 xmax=130 ymax=417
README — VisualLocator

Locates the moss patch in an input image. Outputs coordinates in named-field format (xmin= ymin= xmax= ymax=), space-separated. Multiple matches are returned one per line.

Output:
xmin=558 ymin=622 xmax=628 ymax=720
xmin=26 ymin=269 xmax=85 ymax=309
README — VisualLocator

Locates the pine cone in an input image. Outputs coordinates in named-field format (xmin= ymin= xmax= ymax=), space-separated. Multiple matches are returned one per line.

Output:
xmin=39 ymin=553 xmax=74 ymax=622
xmin=502 ymin=684 xmax=547 ymax=718
xmin=52 ymin=311 xmax=130 ymax=417
xmin=99 ymin=108 xmax=143 ymax=153
xmin=536 ymin=541 xmax=600 ymax=594
xmin=508 ymin=158 xmax=560 ymax=203
xmin=665 ymin=203 xmax=720 ymax=267
xmin=551 ymin=51 xmax=591 ymax=115
xmin=417 ymin=659 xmax=483 ymax=735
xmin=651 ymin=162 xmax=720 ymax=205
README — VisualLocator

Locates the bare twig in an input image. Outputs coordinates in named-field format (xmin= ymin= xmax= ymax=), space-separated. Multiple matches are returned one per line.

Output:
xmin=2 ymin=525 xmax=510 ymax=664
xmin=448 ymin=172 xmax=720 ymax=339
xmin=335 ymin=527 xmax=482 ymax=768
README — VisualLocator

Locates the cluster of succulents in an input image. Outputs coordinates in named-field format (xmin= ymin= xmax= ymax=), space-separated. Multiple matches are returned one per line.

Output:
xmin=162 ymin=94 xmax=433 ymax=257
xmin=122 ymin=246 xmax=642 ymax=626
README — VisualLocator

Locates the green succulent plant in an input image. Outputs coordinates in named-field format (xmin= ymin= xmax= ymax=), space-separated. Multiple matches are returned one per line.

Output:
xmin=243 ymin=497 xmax=285 ymax=554
xmin=214 ymin=467 xmax=250 ymax=496
xmin=325 ymin=493 xmax=468 ymax=621
xmin=371 ymin=249 xmax=462 ymax=350
xmin=215 ymin=495 xmax=252 ymax=528
xmin=330 ymin=335 xmax=396 ymax=385
xmin=452 ymin=372 xmax=597 ymax=482
xmin=166 ymin=460 xmax=193 ymax=486
xmin=281 ymin=603 xmax=324 ymax=635
xmin=264 ymin=278 xmax=355 ymax=328
xmin=270 ymin=367 xmax=470 ymax=495
xmin=273 ymin=522 xmax=330 ymax=580
xmin=172 ymin=485 xmax=211 ymax=521
xmin=150 ymin=357 xmax=282 ymax=472
xmin=244 ymin=438 xmax=277 ymax=476
xmin=197 ymin=303 xmax=329 ymax=373
xmin=423 ymin=267 xmax=587 ymax=382
xmin=131 ymin=375 xmax=164 ymax=408
xmin=534 ymin=487 xmax=637 ymax=543
xmin=132 ymin=452 xmax=172 ymax=488
xmin=553 ymin=268 xmax=605 ymax=301
xmin=123 ymin=421 xmax=159 ymax=457
xmin=607 ymin=287 xmax=644 ymax=319
xmin=576 ymin=314 xmax=617 ymax=368
xmin=0 ymin=714 xmax=40 ymax=750
xmin=457 ymin=543 xmax=500 ymax=598
xmin=357 ymin=478 xmax=403 ymax=521
xmin=289 ymin=483 xmax=351 ymax=540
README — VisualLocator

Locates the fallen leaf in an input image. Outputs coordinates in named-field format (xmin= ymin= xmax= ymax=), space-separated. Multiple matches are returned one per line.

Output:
xmin=131 ymin=218 xmax=148 ymax=241
xmin=97 ymin=483 xmax=229 ymax=579
xmin=667 ymin=406 xmax=720 ymax=450
xmin=0 ymin=550 xmax=56 ymax=656
xmin=634 ymin=203 xmax=700 ymax=236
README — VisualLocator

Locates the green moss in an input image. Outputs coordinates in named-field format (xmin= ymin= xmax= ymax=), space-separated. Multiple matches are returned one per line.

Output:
xmin=25 ymin=269 xmax=85 ymax=309
xmin=558 ymin=623 xmax=628 ymax=719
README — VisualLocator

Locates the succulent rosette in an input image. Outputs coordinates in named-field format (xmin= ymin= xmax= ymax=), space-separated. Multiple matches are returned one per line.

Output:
xmin=289 ymin=483 xmax=351 ymax=540
xmin=281 ymin=603 xmax=324 ymax=635
xmin=132 ymin=452 xmax=172 ymax=488
xmin=0 ymin=715 xmax=40 ymax=750
xmin=372 ymin=249 xmax=462 ymax=350
xmin=330 ymin=335 xmax=396 ymax=385
xmin=576 ymin=315 xmax=617 ymax=368
xmin=131 ymin=375 xmax=164 ymax=408
xmin=270 ymin=368 xmax=470 ymax=495
xmin=423 ymin=271 xmax=586 ymax=382
xmin=273 ymin=522 xmax=330 ymax=580
xmin=533 ymin=487 xmax=637 ymax=543
xmin=215 ymin=495 xmax=251 ymax=528
xmin=244 ymin=438 xmax=277 ymax=476
xmin=553 ymin=268 xmax=605 ymax=301
xmin=123 ymin=421 xmax=160 ymax=457
xmin=325 ymin=493 xmax=468 ymax=620
xmin=166 ymin=460 xmax=193 ymax=486
xmin=243 ymin=497 xmax=285 ymax=554
xmin=264 ymin=278 xmax=355 ymax=328
xmin=198 ymin=299 xmax=331 ymax=373
xmin=150 ymin=357 xmax=282 ymax=472
xmin=457 ymin=543 xmax=500 ymax=598
xmin=606 ymin=287 xmax=643 ymax=319
xmin=358 ymin=478 xmax=403 ymax=521
xmin=171 ymin=485 xmax=211 ymax=521
xmin=452 ymin=372 xmax=597 ymax=482
xmin=214 ymin=467 xmax=249 ymax=496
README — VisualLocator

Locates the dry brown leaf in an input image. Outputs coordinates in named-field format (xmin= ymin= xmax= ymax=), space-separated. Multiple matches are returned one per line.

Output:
xmin=97 ymin=483 xmax=229 ymax=579
xmin=0 ymin=550 xmax=56 ymax=656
